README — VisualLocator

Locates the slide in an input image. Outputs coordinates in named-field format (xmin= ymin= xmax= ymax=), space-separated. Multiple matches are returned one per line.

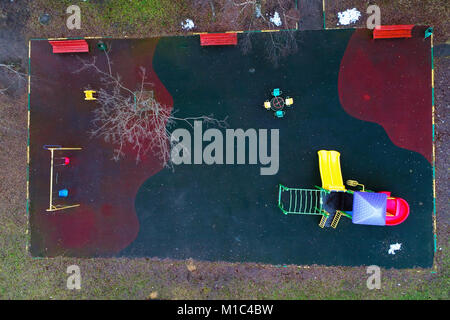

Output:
xmin=378 ymin=191 xmax=410 ymax=225
xmin=317 ymin=150 xmax=346 ymax=192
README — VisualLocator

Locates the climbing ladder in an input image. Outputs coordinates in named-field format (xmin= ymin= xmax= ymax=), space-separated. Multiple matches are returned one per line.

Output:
xmin=278 ymin=184 xmax=326 ymax=215
xmin=319 ymin=210 xmax=351 ymax=229
xmin=331 ymin=211 xmax=342 ymax=228
xmin=319 ymin=213 xmax=329 ymax=228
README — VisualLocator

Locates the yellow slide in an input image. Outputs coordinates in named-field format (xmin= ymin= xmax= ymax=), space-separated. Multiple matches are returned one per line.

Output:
xmin=318 ymin=150 xmax=346 ymax=192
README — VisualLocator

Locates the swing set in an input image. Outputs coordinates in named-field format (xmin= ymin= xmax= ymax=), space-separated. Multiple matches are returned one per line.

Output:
xmin=44 ymin=146 xmax=82 ymax=212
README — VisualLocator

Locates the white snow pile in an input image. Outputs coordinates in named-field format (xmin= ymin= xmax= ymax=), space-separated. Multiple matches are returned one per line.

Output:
xmin=270 ymin=11 xmax=282 ymax=27
xmin=181 ymin=19 xmax=195 ymax=30
xmin=337 ymin=8 xmax=361 ymax=26
xmin=388 ymin=243 xmax=402 ymax=255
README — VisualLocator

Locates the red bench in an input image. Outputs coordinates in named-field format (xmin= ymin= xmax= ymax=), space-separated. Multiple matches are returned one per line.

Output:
xmin=200 ymin=33 xmax=237 ymax=46
xmin=49 ymin=40 xmax=89 ymax=53
xmin=373 ymin=25 xmax=414 ymax=39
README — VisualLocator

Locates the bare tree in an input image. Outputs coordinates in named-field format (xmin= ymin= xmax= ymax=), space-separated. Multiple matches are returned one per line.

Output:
xmin=234 ymin=0 xmax=300 ymax=67
xmin=265 ymin=28 xmax=298 ymax=68
xmin=74 ymin=47 xmax=227 ymax=166
xmin=232 ymin=0 xmax=258 ymax=15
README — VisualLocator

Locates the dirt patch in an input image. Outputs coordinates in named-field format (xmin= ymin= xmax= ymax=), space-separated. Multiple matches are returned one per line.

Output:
xmin=297 ymin=0 xmax=323 ymax=30
xmin=433 ymin=56 xmax=450 ymax=274
xmin=0 ymin=93 xmax=27 ymax=233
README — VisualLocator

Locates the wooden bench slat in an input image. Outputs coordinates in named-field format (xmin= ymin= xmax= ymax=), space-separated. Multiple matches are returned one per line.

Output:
xmin=49 ymin=40 xmax=89 ymax=53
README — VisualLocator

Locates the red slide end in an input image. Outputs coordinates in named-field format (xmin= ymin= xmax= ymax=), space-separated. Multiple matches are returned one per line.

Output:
xmin=385 ymin=197 xmax=410 ymax=226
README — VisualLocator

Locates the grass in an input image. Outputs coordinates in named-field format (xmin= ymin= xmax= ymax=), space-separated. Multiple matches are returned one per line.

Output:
xmin=1 ymin=208 xmax=447 ymax=300
xmin=26 ymin=0 xmax=191 ymax=39
xmin=0 ymin=229 xmax=448 ymax=299
xmin=101 ymin=0 xmax=188 ymax=29
xmin=25 ymin=0 xmax=297 ymax=39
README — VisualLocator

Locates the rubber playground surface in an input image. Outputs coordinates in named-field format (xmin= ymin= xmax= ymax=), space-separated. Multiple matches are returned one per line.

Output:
xmin=28 ymin=27 xmax=434 ymax=268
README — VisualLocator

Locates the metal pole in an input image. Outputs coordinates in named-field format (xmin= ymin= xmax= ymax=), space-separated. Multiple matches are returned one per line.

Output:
xmin=49 ymin=149 xmax=54 ymax=210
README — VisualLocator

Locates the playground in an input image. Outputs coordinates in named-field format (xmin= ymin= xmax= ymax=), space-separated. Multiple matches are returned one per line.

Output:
xmin=28 ymin=27 xmax=435 ymax=268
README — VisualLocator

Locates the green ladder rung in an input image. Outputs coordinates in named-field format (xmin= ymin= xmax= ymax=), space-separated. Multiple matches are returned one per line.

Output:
xmin=278 ymin=185 xmax=325 ymax=215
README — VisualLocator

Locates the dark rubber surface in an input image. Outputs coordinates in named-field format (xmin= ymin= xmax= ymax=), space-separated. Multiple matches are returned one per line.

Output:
xmin=29 ymin=30 xmax=434 ymax=268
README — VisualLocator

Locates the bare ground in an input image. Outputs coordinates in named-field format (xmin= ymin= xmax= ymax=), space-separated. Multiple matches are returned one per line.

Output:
xmin=325 ymin=0 xmax=449 ymax=43
xmin=25 ymin=0 xmax=299 ymax=39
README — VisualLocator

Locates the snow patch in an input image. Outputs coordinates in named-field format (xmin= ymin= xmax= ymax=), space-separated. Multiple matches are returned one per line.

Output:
xmin=181 ymin=19 xmax=195 ymax=30
xmin=255 ymin=4 xmax=262 ymax=18
xmin=270 ymin=11 xmax=282 ymax=27
xmin=337 ymin=8 xmax=361 ymax=26
xmin=388 ymin=243 xmax=402 ymax=255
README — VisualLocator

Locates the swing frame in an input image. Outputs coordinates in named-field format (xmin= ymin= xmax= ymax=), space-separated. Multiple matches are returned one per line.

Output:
xmin=45 ymin=146 xmax=82 ymax=212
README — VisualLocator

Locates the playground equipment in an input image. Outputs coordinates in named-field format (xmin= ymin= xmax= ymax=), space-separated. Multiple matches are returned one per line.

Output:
xmin=278 ymin=186 xmax=327 ymax=215
xmin=97 ymin=41 xmax=107 ymax=51
xmin=317 ymin=150 xmax=346 ymax=192
xmin=274 ymin=110 xmax=285 ymax=118
xmin=200 ymin=33 xmax=238 ymax=46
xmin=346 ymin=179 xmax=365 ymax=191
xmin=373 ymin=25 xmax=414 ymax=39
xmin=54 ymin=156 xmax=71 ymax=167
xmin=424 ymin=27 xmax=433 ymax=39
xmin=84 ymin=90 xmax=97 ymax=100
xmin=49 ymin=40 xmax=89 ymax=53
xmin=379 ymin=191 xmax=410 ymax=226
xmin=58 ymin=189 xmax=69 ymax=198
xmin=45 ymin=146 xmax=81 ymax=212
xmin=278 ymin=150 xmax=410 ymax=229
xmin=263 ymin=88 xmax=293 ymax=117
xmin=272 ymin=88 xmax=282 ymax=97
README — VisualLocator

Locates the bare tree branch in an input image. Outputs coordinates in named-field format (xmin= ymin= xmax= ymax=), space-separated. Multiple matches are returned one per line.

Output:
xmin=237 ymin=0 xmax=299 ymax=68
xmin=74 ymin=48 xmax=228 ymax=167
